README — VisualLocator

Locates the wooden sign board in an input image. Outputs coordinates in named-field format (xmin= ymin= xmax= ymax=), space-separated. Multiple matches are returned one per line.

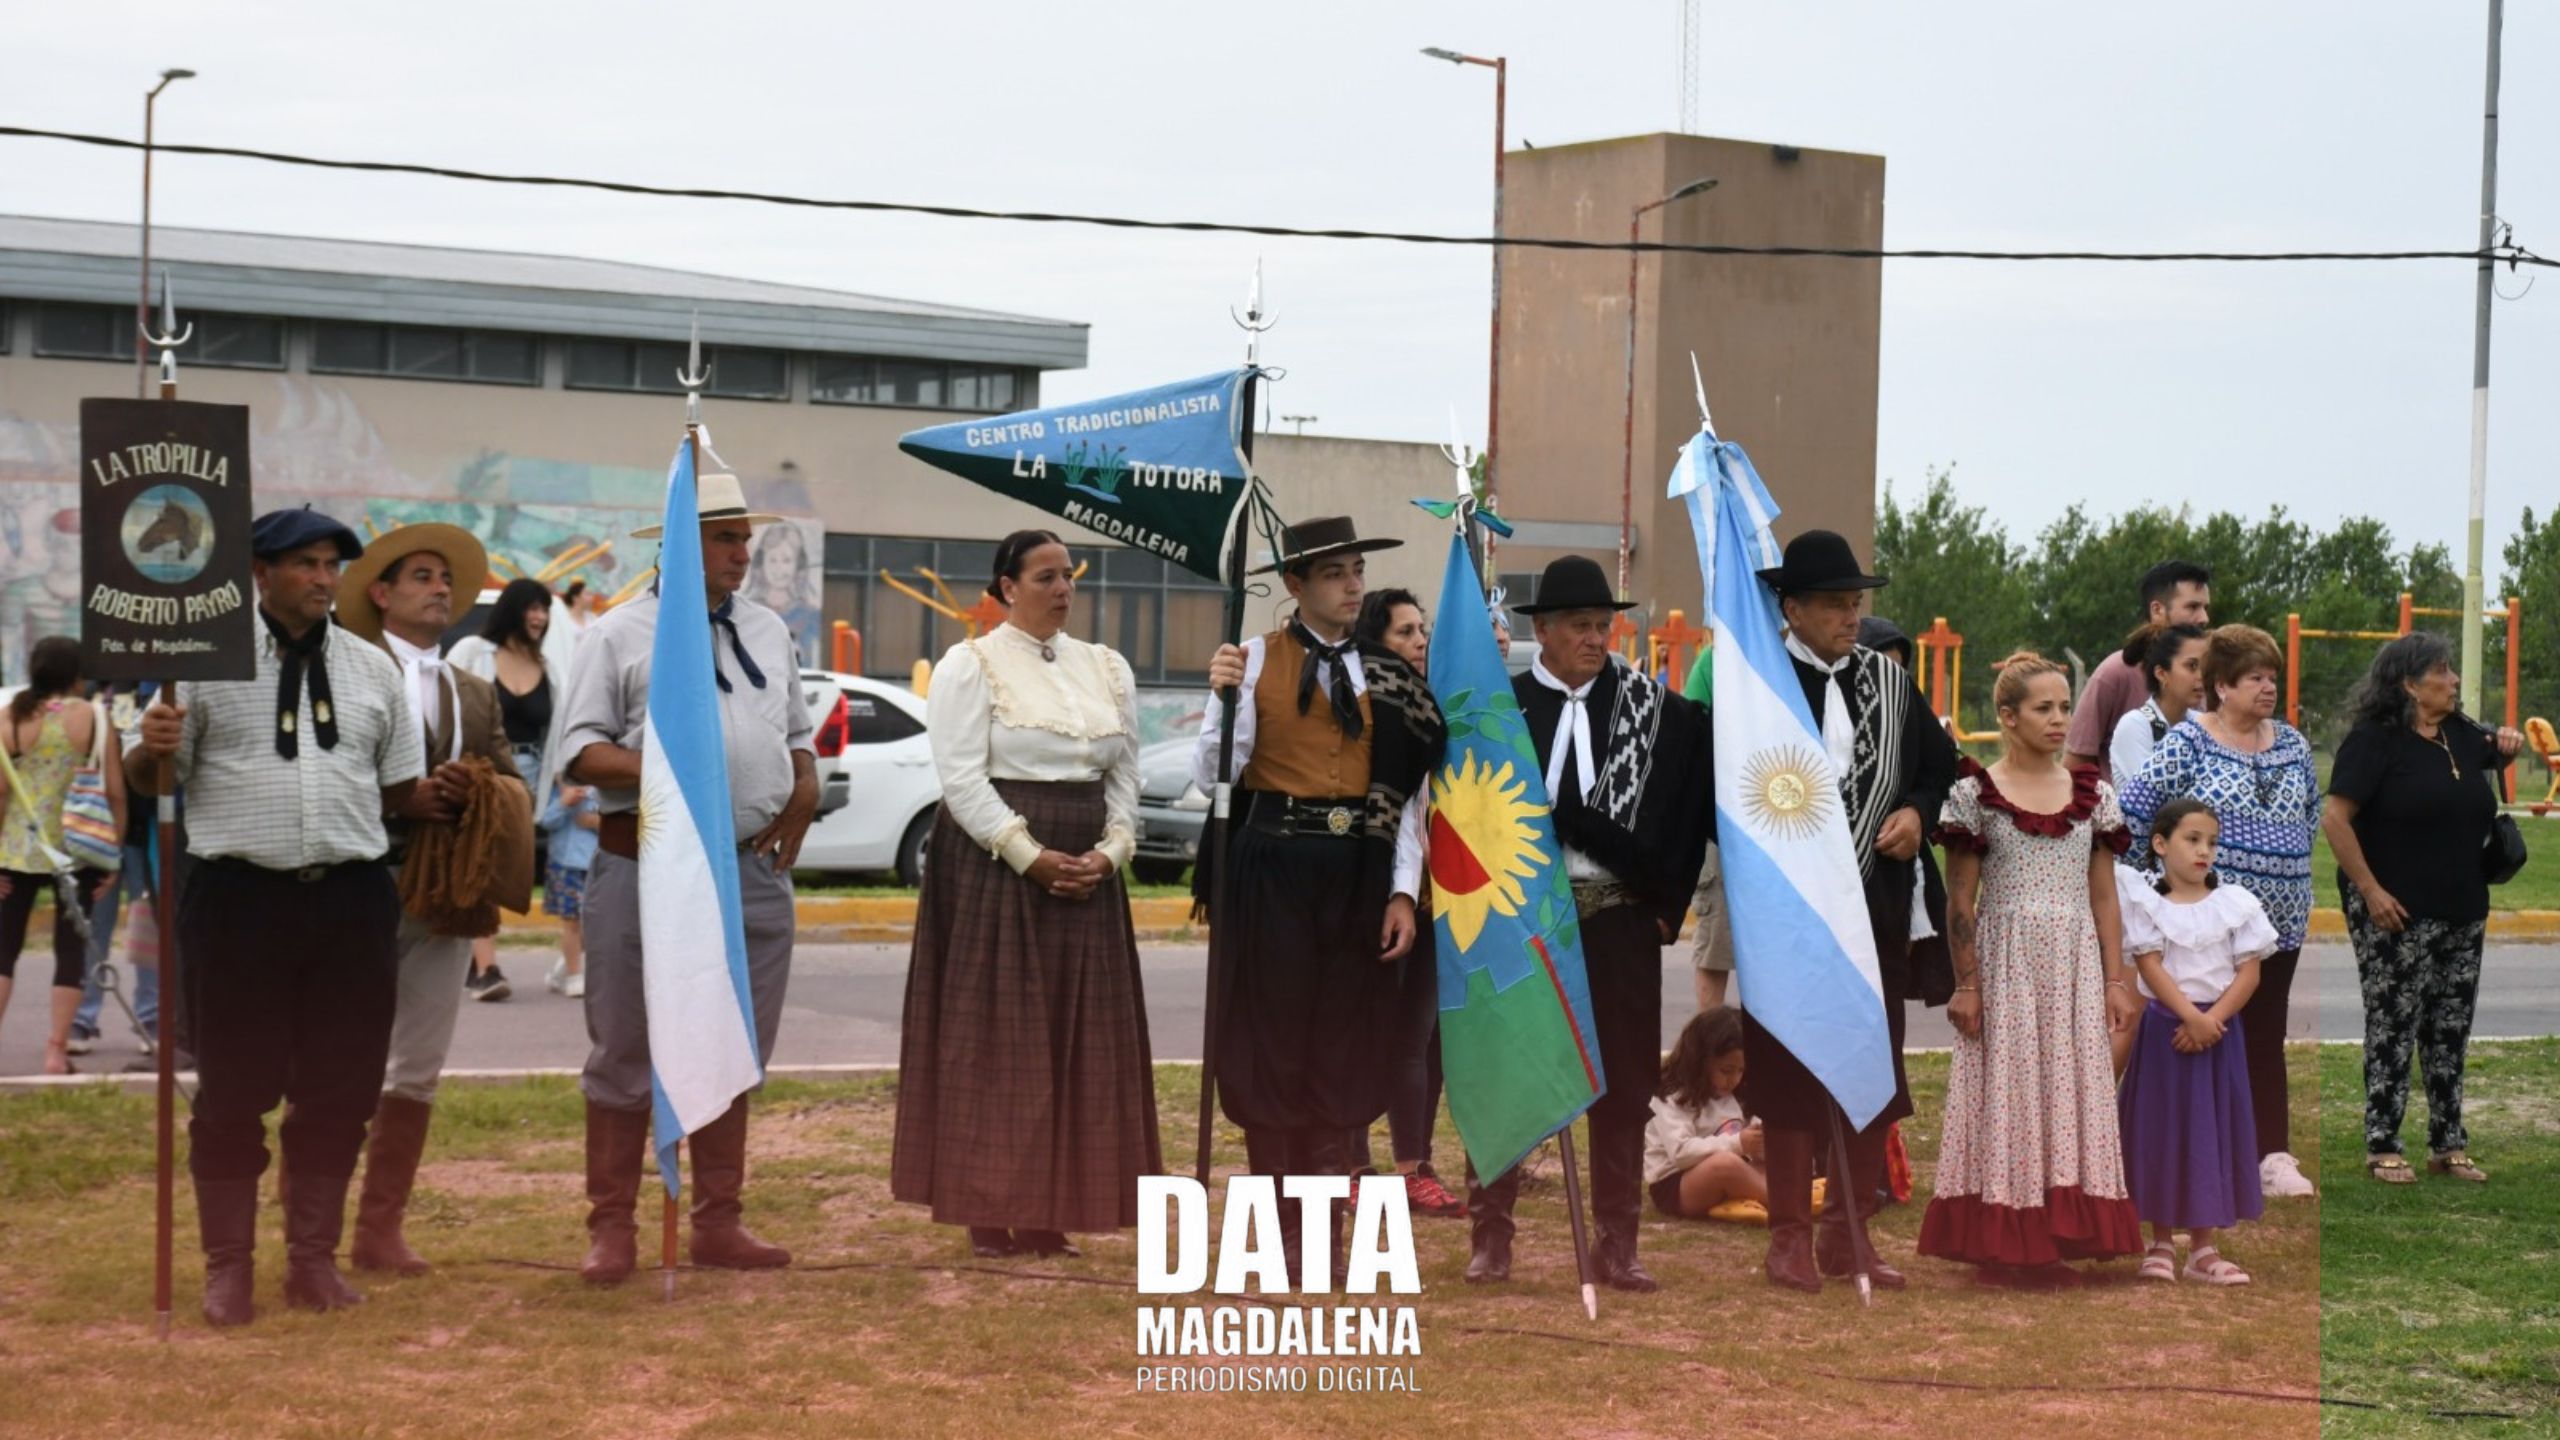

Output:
xmin=78 ymin=398 xmax=257 ymax=683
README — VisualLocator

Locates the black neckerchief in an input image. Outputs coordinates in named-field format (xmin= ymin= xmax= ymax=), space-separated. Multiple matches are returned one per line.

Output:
xmin=1287 ymin=617 xmax=1362 ymax=741
xmin=710 ymin=595 xmax=767 ymax=695
xmin=265 ymin=611 xmax=337 ymax=759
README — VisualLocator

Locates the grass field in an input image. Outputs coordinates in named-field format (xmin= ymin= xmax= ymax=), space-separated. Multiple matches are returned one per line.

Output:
xmin=0 ymin=1054 xmax=2327 ymax=1439
xmin=2313 ymin=1038 xmax=2560 ymax=1435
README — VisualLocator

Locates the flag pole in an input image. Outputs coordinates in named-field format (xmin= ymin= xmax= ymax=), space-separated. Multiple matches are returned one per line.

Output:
xmin=139 ymin=271 xmax=193 ymax=1342
xmin=1554 ymin=1129 xmax=1600 ymax=1321
xmin=1195 ymin=265 xmax=1272 ymax=1185
xmin=660 ymin=317 xmax=714 ymax=1303
xmin=1824 ymin=1105 xmax=1877 ymax=1308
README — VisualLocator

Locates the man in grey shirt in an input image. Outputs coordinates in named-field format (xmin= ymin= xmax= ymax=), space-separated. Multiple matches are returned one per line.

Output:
xmin=555 ymin=470 xmax=819 ymax=1286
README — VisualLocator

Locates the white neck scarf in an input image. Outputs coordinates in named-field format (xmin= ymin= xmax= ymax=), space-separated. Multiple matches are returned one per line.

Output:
xmin=387 ymin=632 xmax=461 ymax=764
xmin=1529 ymin=655 xmax=1600 ymax=803
xmin=1784 ymin=631 xmax=1857 ymax=784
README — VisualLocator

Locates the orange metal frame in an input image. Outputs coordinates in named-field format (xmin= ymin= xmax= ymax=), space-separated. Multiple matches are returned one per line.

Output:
xmin=2288 ymin=592 xmax=2524 ymax=800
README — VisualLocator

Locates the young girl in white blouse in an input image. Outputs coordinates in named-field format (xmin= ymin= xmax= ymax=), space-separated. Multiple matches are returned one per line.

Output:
xmin=1643 ymin=1006 xmax=1766 ymax=1218
xmin=2117 ymin=797 xmax=2274 ymax=1286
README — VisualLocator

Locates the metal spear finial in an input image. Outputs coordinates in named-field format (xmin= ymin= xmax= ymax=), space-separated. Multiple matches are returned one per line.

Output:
xmin=1231 ymin=258 xmax=1274 ymax=366
xmin=138 ymin=268 xmax=191 ymax=397
xmin=676 ymin=310 xmax=709 ymax=429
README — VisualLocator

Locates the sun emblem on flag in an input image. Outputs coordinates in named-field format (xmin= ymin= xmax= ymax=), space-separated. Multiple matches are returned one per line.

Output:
xmin=1740 ymin=745 xmax=1836 ymax=841
xmin=1428 ymin=750 xmax=1550 ymax=953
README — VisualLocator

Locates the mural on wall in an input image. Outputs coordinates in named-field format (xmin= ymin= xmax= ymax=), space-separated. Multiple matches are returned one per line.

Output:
xmin=0 ymin=377 xmax=821 ymax=682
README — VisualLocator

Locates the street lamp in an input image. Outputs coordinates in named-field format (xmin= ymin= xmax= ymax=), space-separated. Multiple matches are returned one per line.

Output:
xmin=1420 ymin=45 xmax=1508 ymax=563
xmin=137 ymin=66 xmax=195 ymax=399
xmin=1619 ymin=176 xmax=1718 ymax=598
xmin=1279 ymin=414 xmax=1319 ymax=435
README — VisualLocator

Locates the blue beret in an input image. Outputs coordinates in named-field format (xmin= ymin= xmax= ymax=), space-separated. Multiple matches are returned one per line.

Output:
xmin=251 ymin=506 xmax=364 ymax=561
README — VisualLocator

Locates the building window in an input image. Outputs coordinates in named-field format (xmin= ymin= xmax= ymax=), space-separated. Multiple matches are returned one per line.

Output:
xmin=33 ymin=303 xmax=282 ymax=369
xmin=0 ymin=299 xmax=11 ymax=354
xmin=313 ymin=321 xmax=540 ymax=385
xmin=811 ymin=355 xmax=1024 ymax=411
xmin=565 ymin=338 xmax=786 ymax=399
xmin=821 ymin=531 xmax=1212 ymax=684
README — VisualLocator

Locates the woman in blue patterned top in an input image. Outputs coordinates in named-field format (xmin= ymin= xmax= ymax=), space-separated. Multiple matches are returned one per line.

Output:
xmin=2119 ymin=624 xmax=2321 ymax=1201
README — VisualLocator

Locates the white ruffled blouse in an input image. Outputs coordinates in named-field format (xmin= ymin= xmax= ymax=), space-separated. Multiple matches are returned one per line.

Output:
xmin=2117 ymin=873 xmax=2280 ymax=1006
xmin=926 ymin=623 xmax=1140 ymax=875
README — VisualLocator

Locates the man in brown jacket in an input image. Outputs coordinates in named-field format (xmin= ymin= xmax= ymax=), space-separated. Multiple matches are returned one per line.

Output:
xmin=333 ymin=522 xmax=532 ymax=1278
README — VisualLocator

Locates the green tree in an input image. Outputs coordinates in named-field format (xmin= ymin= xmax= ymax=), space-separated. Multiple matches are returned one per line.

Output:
xmin=1873 ymin=467 xmax=2034 ymax=719
xmin=2500 ymin=507 xmax=2560 ymax=752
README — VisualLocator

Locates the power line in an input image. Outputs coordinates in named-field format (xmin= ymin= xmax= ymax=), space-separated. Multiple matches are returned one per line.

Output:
xmin=3 ymin=123 xmax=2551 ymax=268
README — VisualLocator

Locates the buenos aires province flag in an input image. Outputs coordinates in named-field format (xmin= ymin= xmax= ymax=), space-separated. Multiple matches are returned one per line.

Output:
xmin=1424 ymin=532 xmax=1604 ymax=1180
xmin=1670 ymin=420 xmax=1896 ymax=1130
xmin=640 ymin=436 xmax=761 ymax=1192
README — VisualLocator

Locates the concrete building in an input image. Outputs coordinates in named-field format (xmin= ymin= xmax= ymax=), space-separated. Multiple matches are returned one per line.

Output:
xmin=1489 ymin=132 xmax=1885 ymax=619
xmin=0 ymin=214 xmax=1469 ymax=689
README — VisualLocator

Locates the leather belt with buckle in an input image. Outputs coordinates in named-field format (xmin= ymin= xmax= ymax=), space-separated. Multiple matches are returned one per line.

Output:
xmin=1245 ymin=793 xmax=1365 ymax=840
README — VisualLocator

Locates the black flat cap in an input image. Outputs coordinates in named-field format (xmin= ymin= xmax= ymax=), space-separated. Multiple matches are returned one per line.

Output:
xmin=251 ymin=505 xmax=364 ymax=561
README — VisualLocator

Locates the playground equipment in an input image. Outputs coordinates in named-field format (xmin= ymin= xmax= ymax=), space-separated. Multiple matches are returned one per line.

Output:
xmin=1606 ymin=609 xmax=1714 ymax=685
xmin=829 ymin=620 xmax=864 ymax=675
xmin=2287 ymin=593 xmax=2523 ymax=799
xmin=1913 ymin=617 xmax=2004 ymax=743
xmin=2526 ymin=716 xmax=2559 ymax=816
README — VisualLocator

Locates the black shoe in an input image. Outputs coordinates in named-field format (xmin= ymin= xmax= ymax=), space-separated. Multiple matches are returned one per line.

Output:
xmin=967 ymin=1227 xmax=1019 ymax=1259
xmin=1015 ymin=1229 xmax=1081 ymax=1259
xmin=1463 ymin=1234 xmax=1511 ymax=1284
xmin=1595 ymin=1238 xmax=1660 ymax=1294
xmin=465 ymin=967 xmax=512 ymax=1003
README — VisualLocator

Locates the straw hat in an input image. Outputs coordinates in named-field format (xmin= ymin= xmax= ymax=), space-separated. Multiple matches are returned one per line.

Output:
xmin=631 ymin=472 xmax=783 ymax=539
xmin=334 ymin=522 xmax=490 ymax=645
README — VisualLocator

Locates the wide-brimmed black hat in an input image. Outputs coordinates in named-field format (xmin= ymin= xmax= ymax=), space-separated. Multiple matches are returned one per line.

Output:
xmin=1512 ymin=555 xmax=1637 ymax=615
xmin=1756 ymin=529 xmax=1886 ymax=593
xmin=1251 ymin=515 xmax=1403 ymax=575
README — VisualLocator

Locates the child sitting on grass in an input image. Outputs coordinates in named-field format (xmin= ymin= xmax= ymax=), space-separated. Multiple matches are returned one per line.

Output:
xmin=2118 ymin=797 xmax=2272 ymax=1286
xmin=1643 ymin=1006 xmax=1767 ymax=1217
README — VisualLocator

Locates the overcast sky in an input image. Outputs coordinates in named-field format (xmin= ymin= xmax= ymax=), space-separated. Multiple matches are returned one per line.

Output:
xmin=10 ymin=2 xmax=2554 ymax=572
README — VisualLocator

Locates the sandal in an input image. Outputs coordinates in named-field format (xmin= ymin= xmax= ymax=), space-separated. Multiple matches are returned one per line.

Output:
xmin=2366 ymin=1153 xmax=2417 ymax=1185
xmin=2428 ymin=1151 xmax=2488 ymax=1183
xmin=2137 ymin=1244 xmax=2177 ymax=1282
xmin=2182 ymin=1246 xmax=2251 ymax=1287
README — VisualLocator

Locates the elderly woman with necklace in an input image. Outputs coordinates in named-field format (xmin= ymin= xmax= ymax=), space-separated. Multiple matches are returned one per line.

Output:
xmin=2322 ymin=632 xmax=2524 ymax=1187
xmin=2119 ymin=624 xmax=2323 ymax=1200
xmin=891 ymin=529 xmax=1158 ymax=1261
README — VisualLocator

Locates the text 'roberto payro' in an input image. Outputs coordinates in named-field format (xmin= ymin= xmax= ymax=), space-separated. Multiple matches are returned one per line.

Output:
xmin=1132 ymin=1176 xmax=1424 ymax=1380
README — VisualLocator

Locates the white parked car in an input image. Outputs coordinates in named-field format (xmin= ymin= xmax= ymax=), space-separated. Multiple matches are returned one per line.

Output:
xmin=792 ymin=669 xmax=941 ymax=885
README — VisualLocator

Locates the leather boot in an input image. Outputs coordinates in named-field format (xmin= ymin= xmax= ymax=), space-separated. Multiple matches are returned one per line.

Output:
xmin=280 ymin=1173 xmax=365 ymax=1312
xmin=1589 ymin=1123 xmax=1658 ymax=1293
xmin=1463 ymin=1165 xmax=1520 ymax=1284
xmin=1818 ymin=1125 xmax=1907 ymax=1290
xmin=195 ymin=1177 xmax=260 ymax=1328
xmin=1762 ymin=1127 xmax=1822 ymax=1294
xmin=686 ymin=1097 xmax=790 ymax=1269
xmin=351 ymin=1095 xmax=435 ymax=1276
xmin=580 ymin=1101 xmax=649 ymax=1286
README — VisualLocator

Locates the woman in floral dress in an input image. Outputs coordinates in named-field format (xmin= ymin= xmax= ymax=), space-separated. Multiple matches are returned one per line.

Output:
xmin=1919 ymin=652 xmax=2146 ymax=1280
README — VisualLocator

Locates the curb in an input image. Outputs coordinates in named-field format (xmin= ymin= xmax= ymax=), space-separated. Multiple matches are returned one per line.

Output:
xmin=485 ymin=900 xmax=2560 ymax=945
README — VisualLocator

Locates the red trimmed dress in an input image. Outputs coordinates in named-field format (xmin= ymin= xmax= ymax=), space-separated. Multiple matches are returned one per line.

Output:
xmin=1918 ymin=760 xmax=2144 ymax=1268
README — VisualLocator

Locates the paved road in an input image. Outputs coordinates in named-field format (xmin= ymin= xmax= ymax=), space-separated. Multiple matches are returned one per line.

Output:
xmin=10 ymin=940 xmax=2555 ymax=1080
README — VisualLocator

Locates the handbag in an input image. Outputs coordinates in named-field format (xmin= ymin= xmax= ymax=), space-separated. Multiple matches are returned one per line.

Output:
xmin=59 ymin=700 xmax=123 ymax=873
xmin=2483 ymin=810 xmax=2527 ymax=886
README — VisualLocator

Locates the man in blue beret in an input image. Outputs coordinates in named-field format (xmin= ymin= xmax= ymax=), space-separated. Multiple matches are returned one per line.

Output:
xmin=128 ymin=506 xmax=445 ymax=1328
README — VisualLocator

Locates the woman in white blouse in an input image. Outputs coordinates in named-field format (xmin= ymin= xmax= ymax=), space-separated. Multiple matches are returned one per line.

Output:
xmin=890 ymin=530 xmax=1160 ymax=1262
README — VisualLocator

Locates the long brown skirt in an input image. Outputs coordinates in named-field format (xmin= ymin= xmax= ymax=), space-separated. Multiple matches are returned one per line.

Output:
xmin=890 ymin=779 xmax=1161 ymax=1231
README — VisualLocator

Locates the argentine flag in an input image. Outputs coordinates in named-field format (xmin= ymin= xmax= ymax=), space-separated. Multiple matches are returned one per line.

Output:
xmin=640 ymin=436 xmax=761 ymax=1192
xmin=1670 ymin=404 xmax=1896 ymax=1130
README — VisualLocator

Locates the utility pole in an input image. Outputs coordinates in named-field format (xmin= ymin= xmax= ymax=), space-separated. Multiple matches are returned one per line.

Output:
xmin=2460 ymin=0 xmax=2502 ymax=715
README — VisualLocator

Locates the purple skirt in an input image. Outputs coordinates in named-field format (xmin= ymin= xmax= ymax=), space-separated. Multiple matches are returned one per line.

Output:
xmin=2117 ymin=1002 xmax=2264 ymax=1229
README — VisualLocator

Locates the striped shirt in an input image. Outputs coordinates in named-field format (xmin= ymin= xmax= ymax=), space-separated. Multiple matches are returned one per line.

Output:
xmin=129 ymin=621 xmax=425 ymax=870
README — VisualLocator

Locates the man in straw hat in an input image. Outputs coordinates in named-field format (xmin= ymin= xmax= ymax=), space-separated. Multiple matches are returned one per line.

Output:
xmin=1465 ymin=554 xmax=1713 ymax=1293
xmin=128 ymin=507 xmax=432 ymax=1326
xmin=555 ymin=469 xmax=818 ymax=1285
xmin=1195 ymin=515 xmax=1443 ymax=1287
xmin=332 ymin=522 xmax=533 ymax=1277
xmin=1744 ymin=529 xmax=1956 ymax=1294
